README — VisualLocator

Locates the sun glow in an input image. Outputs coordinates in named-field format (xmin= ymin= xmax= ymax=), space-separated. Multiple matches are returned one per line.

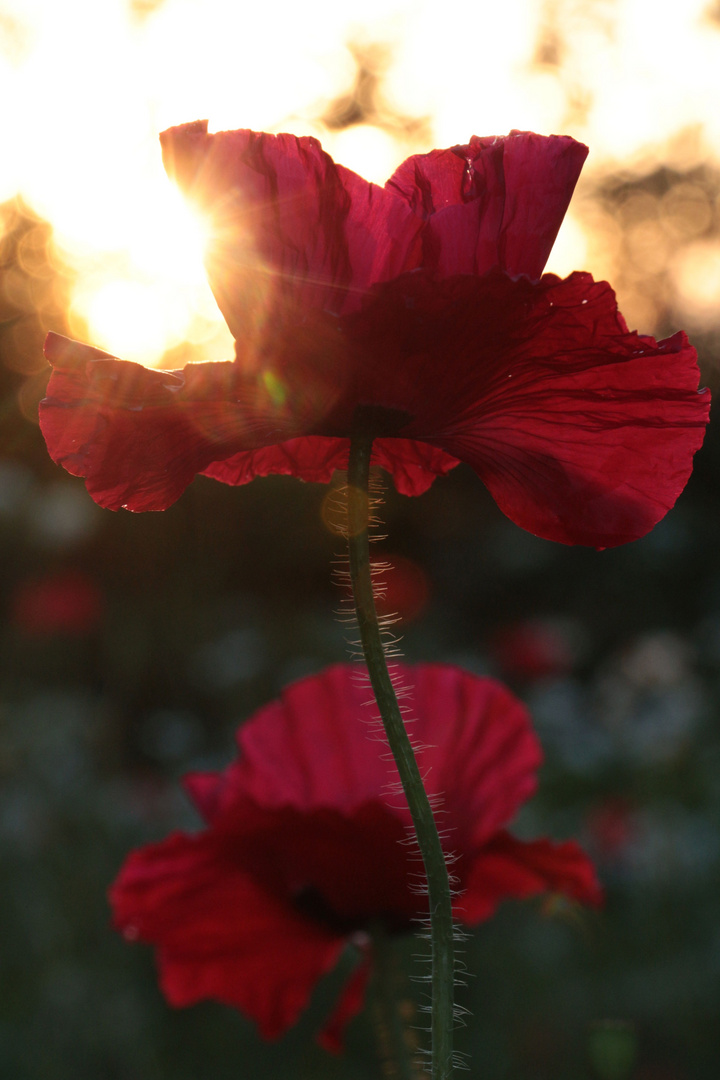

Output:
xmin=3 ymin=0 xmax=720 ymax=369
xmin=672 ymin=241 xmax=720 ymax=328
xmin=60 ymin=184 xmax=234 ymax=365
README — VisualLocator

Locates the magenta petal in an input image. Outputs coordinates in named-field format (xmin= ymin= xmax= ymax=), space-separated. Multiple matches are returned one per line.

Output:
xmin=458 ymin=831 xmax=604 ymax=924
xmin=202 ymin=436 xmax=457 ymax=496
xmin=201 ymin=437 xmax=348 ymax=487
xmin=39 ymin=333 xmax=455 ymax=511
xmin=210 ymin=664 xmax=540 ymax=850
xmin=386 ymin=131 xmax=588 ymax=279
xmin=406 ymin=665 xmax=541 ymax=848
xmin=226 ymin=664 xmax=402 ymax=815
xmin=183 ymin=772 xmax=223 ymax=823
xmin=160 ymin=121 xmax=423 ymax=328
xmin=40 ymin=334 xmax=205 ymax=511
xmin=39 ymin=332 xmax=331 ymax=512
xmin=430 ymin=274 xmax=710 ymax=547
xmin=370 ymin=438 xmax=459 ymax=495
xmin=111 ymin=663 xmax=604 ymax=1037
xmin=346 ymin=269 xmax=708 ymax=548
xmin=109 ymin=831 xmax=344 ymax=1038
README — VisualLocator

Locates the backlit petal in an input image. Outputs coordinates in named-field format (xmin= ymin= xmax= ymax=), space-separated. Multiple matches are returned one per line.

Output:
xmin=202 ymin=436 xmax=458 ymax=497
xmin=39 ymin=331 xmax=337 ymax=511
xmin=42 ymin=260 xmax=708 ymax=544
xmin=458 ymin=831 xmax=604 ymax=924
xmin=346 ymin=270 xmax=709 ymax=547
xmin=386 ymin=131 xmax=588 ymax=279
xmin=428 ymin=276 xmax=709 ymax=547
xmin=160 ymin=121 xmax=423 ymax=330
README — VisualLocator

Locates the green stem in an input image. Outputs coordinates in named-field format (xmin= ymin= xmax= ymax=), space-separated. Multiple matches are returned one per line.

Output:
xmin=369 ymin=925 xmax=419 ymax=1080
xmin=347 ymin=429 xmax=454 ymax=1080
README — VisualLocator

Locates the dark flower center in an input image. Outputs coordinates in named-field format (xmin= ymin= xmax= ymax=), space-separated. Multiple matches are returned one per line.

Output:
xmin=230 ymin=802 xmax=420 ymax=934
xmin=351 ymin=404 xmax=414 ymax=438
xmin=292 ymin=885 xmax=413 ymax=937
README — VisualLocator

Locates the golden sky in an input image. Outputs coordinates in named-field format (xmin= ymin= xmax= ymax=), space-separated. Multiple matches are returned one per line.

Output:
xmin=2 ymin=0 xmax=720 ymax=366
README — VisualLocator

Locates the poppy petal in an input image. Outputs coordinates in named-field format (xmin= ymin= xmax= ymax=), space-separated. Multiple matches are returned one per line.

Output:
xmin=458 ymin=830 xmax=604 ymax=924
xmin=386 ymin=131 xmax=588 ymax=279
xmin=425 ymin=273 xmax=709 ymax=547
xmin=197 ymin=664 xmax=541 ymax=856
xmin=109 ymin=830 xmax=345 ymax=1038
xmin=200 ymin=437 xmax=348 ymax=488
xmin=344 ymin=269 xmax=708 ymax=547
xmin=160 ymin=121 xmax=424 ymax=329
xmin=40 ymin=124 xmax=708 ymax=553
xmin=406 ymin=665 xmax=541 ymax=848
xmin=111 ymin=663 xmax=603 ymax=1038
xmin=217 ymin=664 xmax=401 ymax=815
xmin=201 ymin=436 xmax=458 ymax=497
xmin=41 ymin=260 xmax=707 ymax=543
xmin=39 ymin=332 xmax=324 ymax=511
xmin=39 ymin=333 xmax=456 ymax=510
xmin=371 ymin=438 xmax=459 ymax=495
xmin=182 ymin=772 xmax=222 ymax=823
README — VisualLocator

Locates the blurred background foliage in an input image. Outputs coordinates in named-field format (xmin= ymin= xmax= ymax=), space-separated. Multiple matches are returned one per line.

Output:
xmin=2 ymin=1 xmax=720 ymax=1078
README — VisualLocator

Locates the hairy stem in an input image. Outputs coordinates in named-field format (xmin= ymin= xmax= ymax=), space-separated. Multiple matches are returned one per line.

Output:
xmin=347 ymin=429 xmax=454 ymax=1080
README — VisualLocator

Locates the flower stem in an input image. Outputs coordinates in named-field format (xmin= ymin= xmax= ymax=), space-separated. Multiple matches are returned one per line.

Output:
xmin=347 ymin=428 xmax=454 ymax=1080
xmin=369 ymin=925 xmax=420 ymax=1080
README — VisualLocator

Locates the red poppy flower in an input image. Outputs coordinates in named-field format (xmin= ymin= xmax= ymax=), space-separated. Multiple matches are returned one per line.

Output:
xmin=39 ymin=125 xmax=709 ymax=546
xmin=110 ymin=663 xmax=602 ymax=1046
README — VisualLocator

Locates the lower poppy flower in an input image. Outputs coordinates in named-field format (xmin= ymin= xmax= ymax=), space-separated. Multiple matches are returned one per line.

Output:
xmin=110 ymin=663 xmax=602 ymax=1045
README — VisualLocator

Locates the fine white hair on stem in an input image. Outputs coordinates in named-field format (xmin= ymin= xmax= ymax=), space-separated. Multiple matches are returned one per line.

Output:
xmin=334 ymin=465 xmax=464 ymax=1074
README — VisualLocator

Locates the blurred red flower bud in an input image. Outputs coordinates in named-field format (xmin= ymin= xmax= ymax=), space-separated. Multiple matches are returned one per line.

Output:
xmin=12 ymin=570 xmax=103 ymax=636
xmin=490 ymin=618 xmax=576 ymax=680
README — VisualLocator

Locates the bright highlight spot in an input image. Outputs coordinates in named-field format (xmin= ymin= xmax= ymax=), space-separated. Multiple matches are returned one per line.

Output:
xmin=75 ymin=280 xmax=173 ymax=364
xmin=127 ymin=185 xmax=210 ymax=284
